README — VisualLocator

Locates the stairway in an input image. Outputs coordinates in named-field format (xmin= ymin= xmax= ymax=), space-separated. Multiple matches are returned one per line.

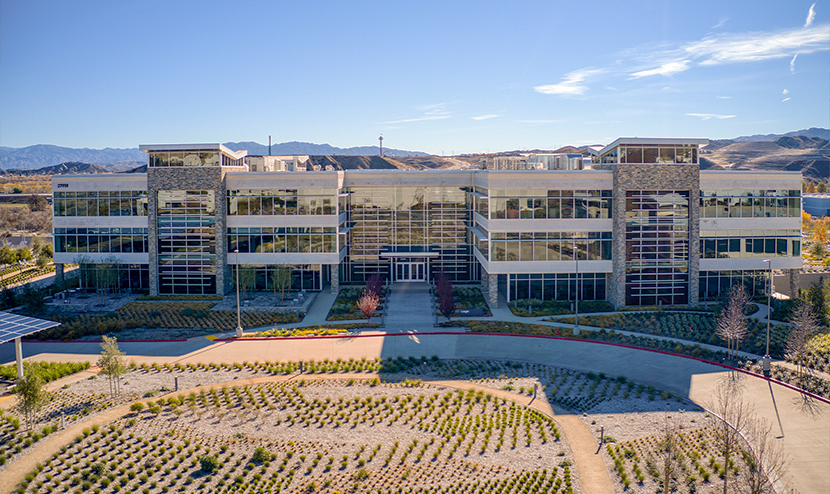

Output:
xmin=383 ymin=282 xmax=435 ymax=331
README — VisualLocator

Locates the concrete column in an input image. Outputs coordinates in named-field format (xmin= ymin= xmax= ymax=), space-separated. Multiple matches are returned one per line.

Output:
xmin=481 ymin=271 xmax=490 ymax=292
xmin=15 ymin=337 xmax=23 ymax=379
xmin=331 ymin=265 xmax=339 ymax=293
xmin=55 ymin=263 xmax=65 ymax=288
xmin=789 ymin=268 xmax=801 ymax=299
xmin=488 ymin=274 xmax=498 ymax=308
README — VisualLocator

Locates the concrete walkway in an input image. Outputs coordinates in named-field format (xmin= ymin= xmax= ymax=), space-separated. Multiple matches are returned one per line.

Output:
xmin=384 ymin=283 xmax=437 ymax=331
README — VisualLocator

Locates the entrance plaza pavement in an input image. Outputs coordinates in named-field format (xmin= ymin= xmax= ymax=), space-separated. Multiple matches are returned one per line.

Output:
xmin=0 ymin=284 xmax=828 ymax=493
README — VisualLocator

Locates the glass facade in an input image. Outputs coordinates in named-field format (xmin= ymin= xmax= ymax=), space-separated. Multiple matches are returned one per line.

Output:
xmin=157 ymin=190 xmax=217 ymax=295
xmin=701 ymin=230 xmax=801 ymax=258
xmin=54 ymin=227 xmax=148 ymax=254
xmin=235 ymin=264 xmax=323 ymax=292
xmin=343 ymin=186 xmax=472 ymax=283
xmin=77 ymin=264 xmax=150 ymax=292
xmin=625 ymin=190 xmax=690 ymax=306
xmin=148 ymin=151 xmax=243 ymax=167
xmin=227 ymin=227 xmax=339 ymax=253
xmin=489 ymin=232 xmax=612 ymax=262
xmin=227 ymin=189 xmax=338 ymax=215
xmin=699 ymin=270 xmax=770 ymax=301
xmin=601 ymin=145 xmax=698 ymax=164
xmin=700 ymin=189 xmax=800 ymax=218
xmin=508 ymin=273 xmax=606 ymax=302
xmin=53 ymin=191 xmax=147 ymax=217
xmin=487 ymin=190 xmax=612 ymax=219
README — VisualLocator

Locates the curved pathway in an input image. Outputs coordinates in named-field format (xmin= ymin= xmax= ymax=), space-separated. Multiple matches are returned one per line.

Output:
xmin=0 ymin=372 xmax=613 ymax=494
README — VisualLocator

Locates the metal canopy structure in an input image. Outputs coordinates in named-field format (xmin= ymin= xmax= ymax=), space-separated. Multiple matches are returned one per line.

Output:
xmin=0 ymin=312 xmax=60 ymax=380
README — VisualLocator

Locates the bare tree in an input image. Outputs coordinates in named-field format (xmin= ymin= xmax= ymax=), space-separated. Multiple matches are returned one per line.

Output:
xmin=270 ymin=265 xmax=293 ymax=305
xmin=238 ymin=266 xmax=257 ymax=301
xmin=787 ymin=301 xmax=820 ymax=382
xmin=357 ymin=289 xmax=379 ymax=324
xmin=98 ymin=335 xmax=127 ymax=397
xmin=435 ymin=272 xmax=455 ymax=321
xmin=709 ymin=380 xmax=752 ymax=494
xmin=739 ymin=416 xmax=790 ymax=494
xmin=717 ymin=284 xmax=749 ymax=359
xmin=656 ymin=414 xmax=684 ymax=494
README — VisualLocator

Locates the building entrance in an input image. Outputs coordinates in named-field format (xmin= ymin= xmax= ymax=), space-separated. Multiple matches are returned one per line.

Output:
xmin=394 ymin=261 xmax=427 ymax=282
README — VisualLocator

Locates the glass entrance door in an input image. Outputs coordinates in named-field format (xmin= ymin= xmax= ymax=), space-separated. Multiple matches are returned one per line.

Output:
xmin=395 ymin=261 xmax=426 ymax=282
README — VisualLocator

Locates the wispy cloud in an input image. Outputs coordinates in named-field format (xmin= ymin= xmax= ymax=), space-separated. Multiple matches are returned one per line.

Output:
xmin=805 ymin=3 xmax=816 ymax=28
xmin=686 ymin=113 xmax=736 ymax=120
xmin=790 ymin=53 xmax=798 ymax=72
xmin=383 ymin=103 xmax=451 ymax=124
xmin=516 ymin=119 xmax=564 ymax=124
xmin=716 ymin=95 xmax=732 ymax=99
xmin=629 ymin=60 xmax=690 ymax=79
xmin=382 ymin=115 xmax=450 ymax=124
xmin=471 ymin=114 xmax=498 ymax=121
xmin=686 ymin=25 xmax=829 ymax=65
xmin=783 ymin=97 xmax=791 ymax=102
xmin=534 ymin=69 xmax=603 ymax=95
xmin=783 ymin=88 xmax=789 ymax=94
xmin=712 ymin=17 xmax=729 ymax=29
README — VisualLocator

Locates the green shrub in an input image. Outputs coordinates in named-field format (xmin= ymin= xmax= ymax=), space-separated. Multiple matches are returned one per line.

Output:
xmin=199 ymin=455 xmax=220 ymax=473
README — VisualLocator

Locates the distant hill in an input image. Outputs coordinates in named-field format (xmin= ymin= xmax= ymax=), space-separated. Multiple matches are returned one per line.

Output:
xmin=0 ymin=161 xmax=110 ymax=176
xmin=0 ymin=145 xmax=145 ymax=170
xmin=701 ymin=136 xmax=830 ymax=182
xmin=731 ymin=127 xmax=829 ymax=142
xmin=0 ymin=141 xmax=428 ymax=170
xmin=222 ymin=141 xmax=428 ymax=157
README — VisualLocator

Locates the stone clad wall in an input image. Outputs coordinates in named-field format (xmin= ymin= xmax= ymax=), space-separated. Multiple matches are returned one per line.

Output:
xmin=609 ymin=164 xmax=700 ymax=308
xmin=147 ymin=166 xmax=246 ymax=296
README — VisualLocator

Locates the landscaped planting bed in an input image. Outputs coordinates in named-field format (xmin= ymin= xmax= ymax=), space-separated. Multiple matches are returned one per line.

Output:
xmin=443 ymin=287 xmax=492 ymax=316
xmin=37 ymin=303 xmax=302 ymax=340
xmin=559 ymin=312 xmax=792 ymax=359
xmin=0 ymin=265 xmax=55 ymax=288
xmin=0 ymin=361 xmax=90 ymax=383
xmin=15 ymin=379 xmax=579 ymax=494
xmin=326 ymin=287 xmax=385 ymax=321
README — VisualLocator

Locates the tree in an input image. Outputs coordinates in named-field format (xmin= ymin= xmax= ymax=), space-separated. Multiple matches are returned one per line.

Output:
xmin=15 ymin=366 xmax=50 ymax=430
xmin=15 ymin=247 xmax=33 ymax=264
xmin=787 ymin=301 xmax=819 ymax=382
xmin=357 ymin=289 xmax=379 ymax=324
xmin=0 ymin=246 xmax=13 ymax=267
xmin=435 ymin=272 xmax=455 ymax=321
xmin=270 ymin=265 xmax=293 ymax=304
xmin=812 ymin=221 xmax=829 ymax=246
xmin=709 ymin=380 xmax=751 ymax=494
xmin=366 ymin=272 xmax=383 ymax=298
xmin=806 ymin=181 xmax=817 ymax=193
xmin=238 ymin=266 xmax=257 ymax=301
xmin=20 ymin=284 xmax=46 ymax=315
xmin=39 ymin=243 xmax=53 ymax=260
xmin=716 ymin=284 xmax=749 ymax=359
xmin=98 ymin=335 xmax=127 ymax=397
xmin=738 ymin=416 xmax=789 ymax=494
xmin=818 ymin=181 xmax=828 ymax=193
xmin=26 ymin=194 xmax=49 ymax=212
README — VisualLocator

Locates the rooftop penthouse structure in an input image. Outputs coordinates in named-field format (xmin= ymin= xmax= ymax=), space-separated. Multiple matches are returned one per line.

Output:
xmin=51 ymin=138 xmax=802 ymax=308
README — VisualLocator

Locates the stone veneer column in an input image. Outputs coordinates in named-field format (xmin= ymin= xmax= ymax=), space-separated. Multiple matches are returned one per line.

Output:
xmin=55 ymin=263 xmax=64 ymax=288
xmin=488 ymin=273 xmax=498 ymax=308
xmin=330 ymin=265 xmax=339 ymax=293
xmin=147 ymin=166 xmax=245 ymax=296
xmin=789 ymin=268 xmax=801 ymax=299
xmin=610 ymin=164 xmax=700 ymax=308
xmin=481 ymin=271 xmax=490 ymax=292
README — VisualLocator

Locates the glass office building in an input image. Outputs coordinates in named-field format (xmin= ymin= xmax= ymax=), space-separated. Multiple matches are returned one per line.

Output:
xmin=51 ymin=139 xmax=803 ymax=308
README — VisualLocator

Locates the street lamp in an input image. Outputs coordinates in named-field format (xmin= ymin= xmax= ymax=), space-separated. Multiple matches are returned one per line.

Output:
xmin=235 ymin=249 xmax=243 ymax=338
xmin=574 ymin=248 xmax=580 ymax=335
xmin=762 ymin=259 xmax=772 ymax=377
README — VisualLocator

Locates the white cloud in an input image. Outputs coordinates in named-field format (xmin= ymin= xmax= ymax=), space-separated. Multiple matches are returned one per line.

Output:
xmin=471 ymin=114 xmax=498 ymax=121
xmin=783 ymin=97 xmax=791 ymax=102
xmin=790 ymin=53 xmax=798 ymax=72
xmin=712 ymin=17 xmax=729 ymax=29
xmin=686 ymin=24 xmax=829 ymax=65
xmin=783 ymin=88 xmax=789 ymax=94
xmin=805 ymin=3 xmax=817 ymax=28
xmin=382 ymin=115 xmax=450 ymax=124
xmin=417 ymin=103 xmax=450 ymax=116
xmin=629 ymin=60 xmax=690 ymax=79
xmin=516 ymin=119 xmax=563 ymax=124
xmin=686 ymin=113 xmax=736 ymax=120
xmin=716 ymin=95 xmax=732 ymax=99
xmin=534 ymin=69 xmax=603 ymax=95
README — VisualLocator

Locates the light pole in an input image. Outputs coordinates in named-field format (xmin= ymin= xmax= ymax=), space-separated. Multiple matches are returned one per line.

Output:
xmin=574 ymin=247 xmax=580 ymax=335
xmin=235 ymin=249 xmax=243 ymax=338
xmin=762 ymin=259 xmax=772 ymax=377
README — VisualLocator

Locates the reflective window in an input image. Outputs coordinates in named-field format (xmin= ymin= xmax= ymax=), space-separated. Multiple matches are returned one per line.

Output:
xmin=52 ymin=191 xmax=148 ymax=217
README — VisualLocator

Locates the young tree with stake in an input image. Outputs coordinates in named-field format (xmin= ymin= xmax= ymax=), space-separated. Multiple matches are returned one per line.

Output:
xmin=98 ymin=335 xmax=127 ymax=397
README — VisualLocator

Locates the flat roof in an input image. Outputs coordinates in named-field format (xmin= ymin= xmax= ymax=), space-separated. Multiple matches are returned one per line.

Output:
xmin=599 ymin=138 xmax=709 ymax=156
xmin=0 ymin=312 xmax=60 ymax=344
xmin=139 ymin=143 xmax=247 ymax=160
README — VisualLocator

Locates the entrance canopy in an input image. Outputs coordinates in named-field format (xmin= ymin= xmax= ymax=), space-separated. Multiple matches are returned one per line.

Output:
xmin=0 ymin=312 xmax=61 ymax=380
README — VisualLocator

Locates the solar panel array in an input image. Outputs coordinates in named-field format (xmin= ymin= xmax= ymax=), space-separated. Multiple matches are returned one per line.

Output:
xmin=0 ymin=312 xmax=60 ymax=344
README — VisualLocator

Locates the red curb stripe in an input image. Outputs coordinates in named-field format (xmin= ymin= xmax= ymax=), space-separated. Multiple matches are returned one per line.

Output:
xmin=27 ymin=339 xmax=189 ymax=343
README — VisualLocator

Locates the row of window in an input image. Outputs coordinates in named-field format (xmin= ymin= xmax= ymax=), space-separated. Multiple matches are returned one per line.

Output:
xmin=55 ymin=235 xmax=148 ymax=254
xmin=228 ymin=196 xmax=337 ymax=215
xmin=228 ymin=233 xmax=339 ymax=254
xmin=507 ymin=273 xmax=606 ymax=302
xmin=701 ymin=238 xmax=801 ymax=258
xmin=148 ymin=151 xmax=244 ymax=168
xmin=700 ymin=197 xmax=801 ymax=218
xmin=600 ymin=146 xmax=698 ymax=164
xmin=490 ymin=239 xmax=612 ymax=262
xmin=54 ymin=198 xmax=148 ymax=217
xmin=488 ymin=198 xmax=612 ymax=220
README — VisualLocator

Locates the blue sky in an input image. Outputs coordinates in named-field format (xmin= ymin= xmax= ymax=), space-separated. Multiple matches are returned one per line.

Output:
xmin=1 ymin=0 xmax=828 ymax=154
